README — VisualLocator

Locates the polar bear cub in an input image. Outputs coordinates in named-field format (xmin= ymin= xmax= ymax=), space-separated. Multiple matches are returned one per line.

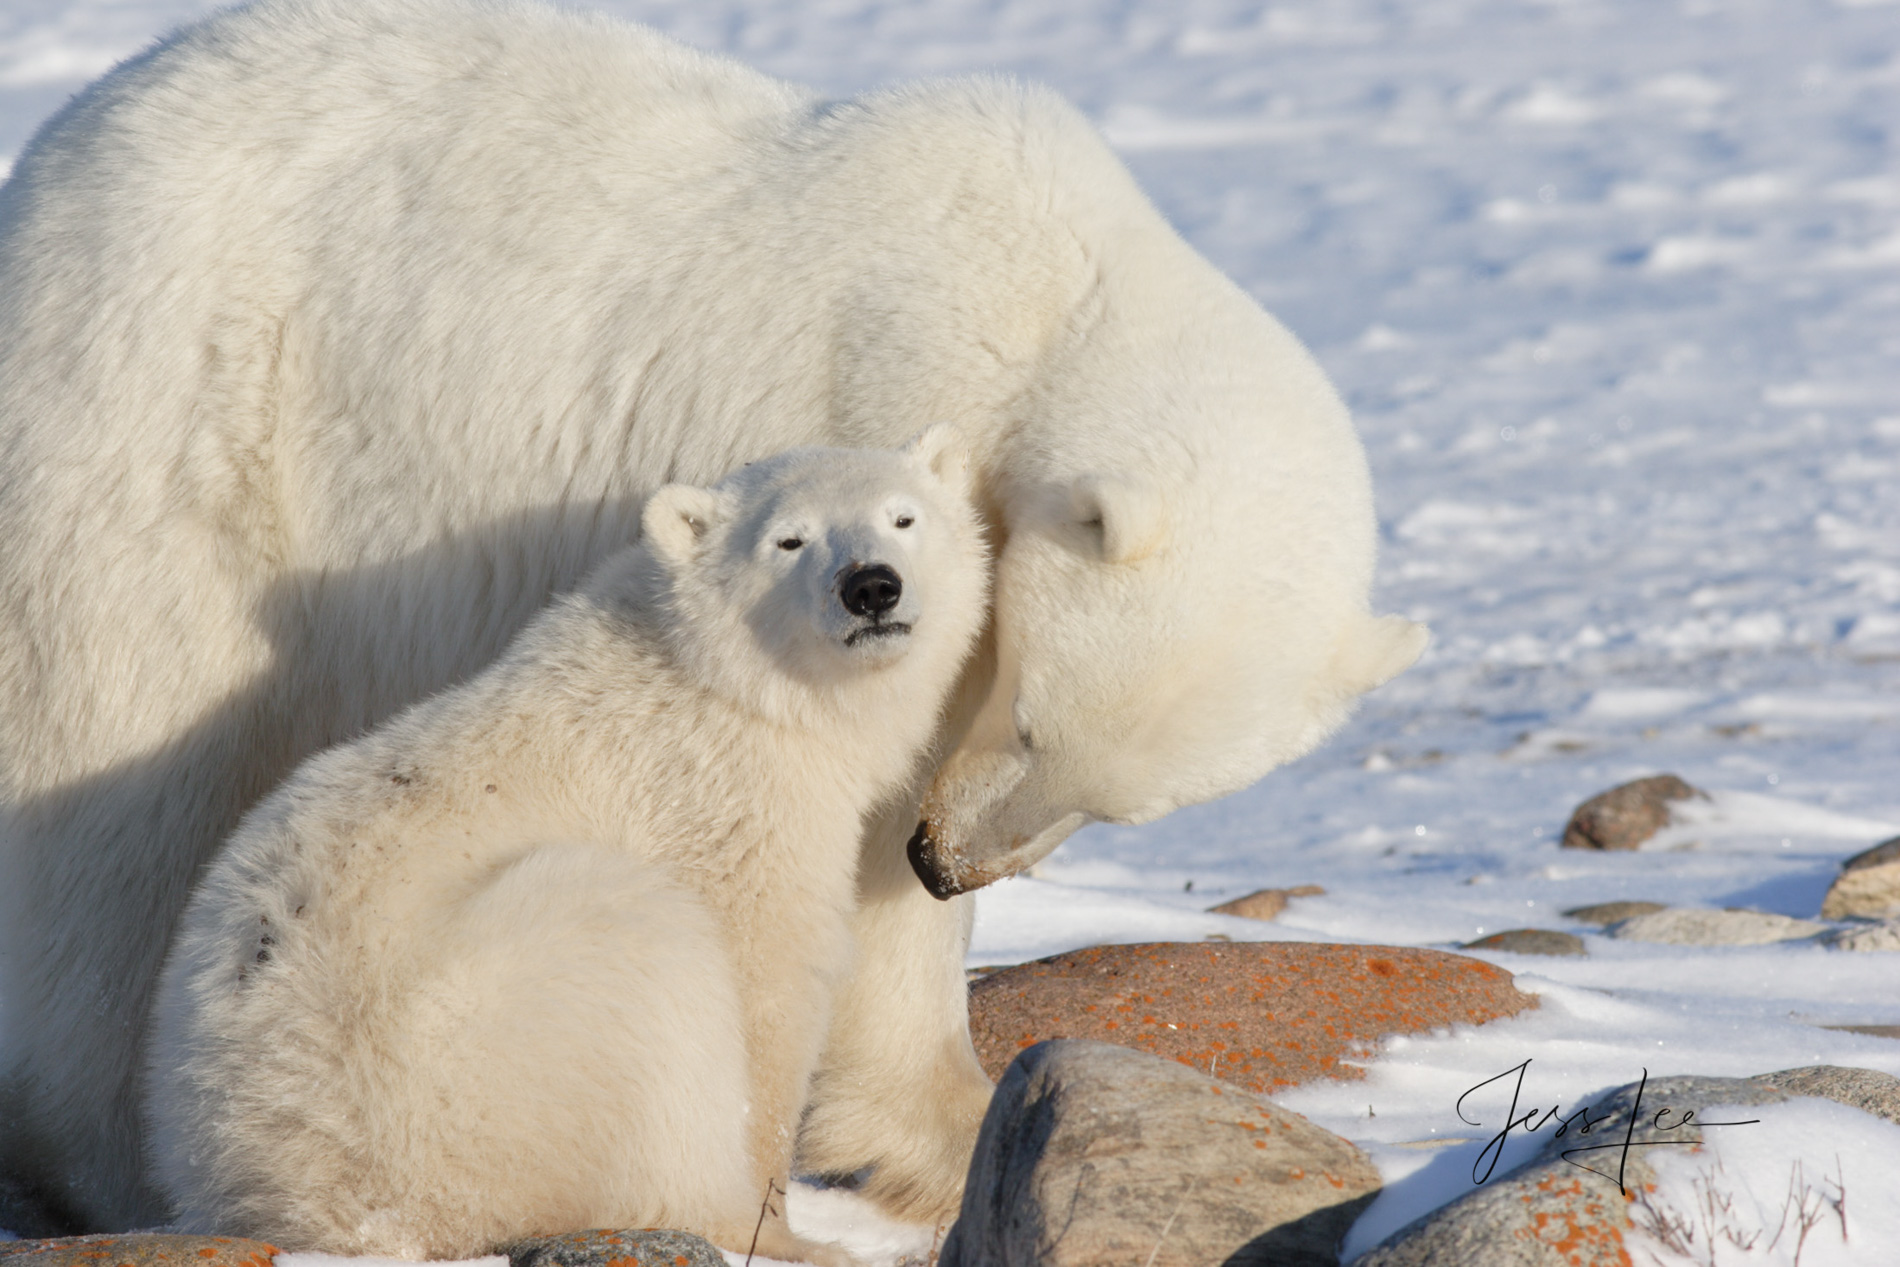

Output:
xmin=145 ymin=430 xmax=986 ymax=1264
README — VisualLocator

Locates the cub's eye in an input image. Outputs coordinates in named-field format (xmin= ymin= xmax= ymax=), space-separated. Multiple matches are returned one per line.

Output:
xmin=777 ymin=537 xmax=804 ymax=551
xmin=894 ymin=516 xmax=914 ymax=529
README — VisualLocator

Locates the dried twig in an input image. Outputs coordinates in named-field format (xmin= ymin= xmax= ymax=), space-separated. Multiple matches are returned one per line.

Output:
xmin=1632 ymin=1154 xmax=1852 ymax=1267
xmin=744 ymin=1177 xmax=785 ymax=1267
xmin=1629 ymin=1180 xmax=1701 ymax=1261
xmin=1697 ymin=1164 xmax=1760 ymax=1259
xmin=1789 ymin=1159 xmax=1827 ymax=1267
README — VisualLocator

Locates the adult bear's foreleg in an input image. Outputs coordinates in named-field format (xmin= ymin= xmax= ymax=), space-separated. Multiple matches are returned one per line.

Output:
xmin=796 ymin=801 xmax=994 ymax=1226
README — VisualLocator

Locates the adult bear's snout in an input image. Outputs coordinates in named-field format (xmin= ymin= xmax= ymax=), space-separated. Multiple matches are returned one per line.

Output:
xmin=841 ymin=564 xmax=902 ymax=617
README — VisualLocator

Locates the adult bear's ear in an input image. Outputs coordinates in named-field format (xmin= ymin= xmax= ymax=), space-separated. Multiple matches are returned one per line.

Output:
xmin=641 ymin=484 xmax=723 ymax=569
xmin=1334 ymin=613 xmax=1431 ymax=695
xmin=1070 ymin=474 xmax=1168 ymax=565
xmin=904 ymin=421 xmax=973 ymax=497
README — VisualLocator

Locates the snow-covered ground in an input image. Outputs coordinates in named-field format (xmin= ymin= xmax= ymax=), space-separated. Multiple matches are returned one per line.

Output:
xmin=6 ymin=0 xmax=1899 ymax=1261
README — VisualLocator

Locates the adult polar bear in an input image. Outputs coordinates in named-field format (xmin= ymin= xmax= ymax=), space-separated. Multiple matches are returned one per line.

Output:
xmin=0 ymin=0 xmax=1426 ymax=1236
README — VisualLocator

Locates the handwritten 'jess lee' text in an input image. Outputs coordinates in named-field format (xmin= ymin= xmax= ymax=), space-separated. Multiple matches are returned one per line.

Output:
xmin=1455 ymin=1060 xmax=1759 ymax=1194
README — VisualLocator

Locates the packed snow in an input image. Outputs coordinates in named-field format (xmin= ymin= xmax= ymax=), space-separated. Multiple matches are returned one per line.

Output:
xmin=5 ymin=0 xmax=1898 ymax=1261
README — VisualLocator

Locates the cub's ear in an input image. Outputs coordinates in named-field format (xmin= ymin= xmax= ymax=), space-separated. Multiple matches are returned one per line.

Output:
xmin=641 ymin=484 xmax=723 ymax=569
xmin=903 ymin=421 xmax=973 ymax=497
xmin=1334 ymin=613 xmax=1430 ymax=695
xmin=1070 ymin=474 xmax=1168 ymax=565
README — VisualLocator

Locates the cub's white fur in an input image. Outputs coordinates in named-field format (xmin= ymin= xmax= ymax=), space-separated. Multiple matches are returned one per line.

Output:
xmin=0 ymin=0 xmax=1424 ymax=1230
xmin=145 ymin=437 xmax=986 ymax=1262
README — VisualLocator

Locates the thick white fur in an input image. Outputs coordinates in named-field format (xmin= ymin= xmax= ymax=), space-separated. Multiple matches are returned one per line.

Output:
xmin=145 ymin=441 xmax=986 ymax=1261
xmin=0 ymin=0 xmax=1423 ymax=1232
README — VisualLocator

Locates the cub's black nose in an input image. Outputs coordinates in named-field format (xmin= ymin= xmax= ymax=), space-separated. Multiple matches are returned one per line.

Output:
xmin=841 ymin=564 xmax=902 ymax=617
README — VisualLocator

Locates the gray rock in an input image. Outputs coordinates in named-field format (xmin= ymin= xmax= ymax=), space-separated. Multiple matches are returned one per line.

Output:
xmin=1842 ymin=836 xmax=1900 ymax=872
xmin=1560 ymin=775 xmax=1705 ymax=852
xmin=1820 ymin=839 xmax=1900 ymax=920
xmin=941 ymin=1039 xmax=1379 ymax=1267
xmin=1352 ymin=1075 xmax=1790 ymax=1267
xmin=506 ymin=1229 xmax=725 ymax=1267
xmin=1606 ymin=907 xmax=1826 ymax=946
xmin=1460 ymin=929 xmax=1586 ymax=957
xmin=1561 ymin=900 xmax=1667 ymax=926
xmin=1753 ymin=1065 xmax=1900 ymax=1125
xmin=1208 ymin=885 xmax=1326 ymax=922
xmin=1823 ymin=918 xmax=1900 ymax=951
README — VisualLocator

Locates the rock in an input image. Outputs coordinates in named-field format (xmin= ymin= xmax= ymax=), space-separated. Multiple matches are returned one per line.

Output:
xmin=1820 ymin=1022 xmax=1900 ymax=1039
xmin=1560 ymin=900 xmax=1667 ymax=926
xmin=1823 ymin=918 xmax=1900 ymax=951
xmin=1841 ymin=835 xmax=1900 ymax=871
xmin=0 ymin=1237 xmax=277 ymax=1267
xmin=1460 ymin=929 xmax=1586 ymax=957
xmin=1752 ymin=1065 xmax=1900 ymax=1125
xmin=1820 ymin=837 xmax=1900 ymax=919
xmin=1605 ymin=907 xmax=1826 ymax=946
xmin=1560 ymin=775 xmax=1704 ymax=851
xmin=1357 ymin=1066 xmax=1900 ymax=1267
xmin=967 ymin=942 xmax=1538 ymax=1095
xmin=1208 ymin=885 xmax=1326 ymax=921
xmin=1353 ymin=1075 xmax=1791 ymax=1267
xmin=505 ymin=1230 xmax=725 ymax=1267
xmin=940 ymin=1040 xmax=1379 ymax=1267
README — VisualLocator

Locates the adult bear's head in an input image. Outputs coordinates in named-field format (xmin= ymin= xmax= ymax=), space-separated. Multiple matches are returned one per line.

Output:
xmin=802 ymin=78 xmax=1426 ymax=895
xmin=898 ymin=145 xmax=1428 ymax=897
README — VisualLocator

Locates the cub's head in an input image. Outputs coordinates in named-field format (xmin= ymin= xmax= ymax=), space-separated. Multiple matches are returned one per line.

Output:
xmin=639 ymin=425 xmax=987 ymax=723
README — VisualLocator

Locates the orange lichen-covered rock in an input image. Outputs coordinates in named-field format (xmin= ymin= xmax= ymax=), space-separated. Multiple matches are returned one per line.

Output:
xmin=967 ymin=941 xmax=1538 ymax=1093
xmin=0 ymin=1236 xmax=277 ymax=1267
